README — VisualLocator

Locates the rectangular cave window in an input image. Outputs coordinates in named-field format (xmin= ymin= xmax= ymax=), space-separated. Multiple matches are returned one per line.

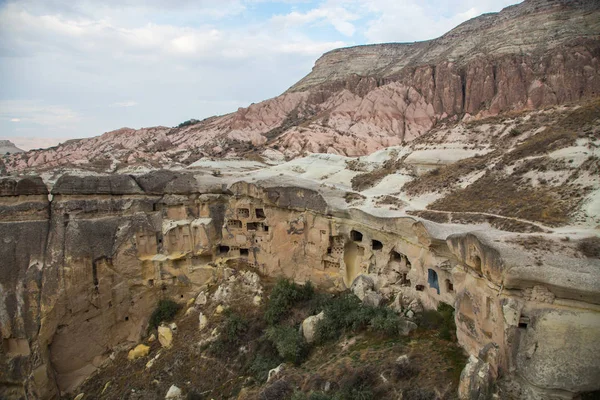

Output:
xmin=428 ymin=269 xmax=440 ymax=294
xmin=327 ymin=247 xmax=332 ymax=255
xmin=264 ymin=225 xmax=269 ymax=232
xmin=372 ymin=239 xmax=383 ymax=251
xmin=227 ymin=219 xmax=242 ymax=229
xmin=148 ymin=279 xmax=154 ymax=287
xmin=247 ymin=222 xmax=259 ymax=231
xmin=415 ymin=284 xmax=425 ymax=292
xmin=255 ymin=208 xmax=266 ymax=219
xmin=237 ymin=208 xmax=250 ymax=219
xmin=240 ymin=248 xmax=249 ymax=257
xmin=350 ymin=230 xmax=363 ymax=242
xmin=518 ymin=316 xmax=529 ymax=329
xmin=218 ymin=245 xmax=230 ymax=255
xmin=445 ymin=279 xmax=454 ymax=293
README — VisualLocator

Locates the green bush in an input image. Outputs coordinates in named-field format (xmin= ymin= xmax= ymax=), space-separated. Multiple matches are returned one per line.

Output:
xmin=177 ymin=118 xmax=200 ymax=128
xmin=336 ymin=367 xmax=379 ymax=400
xmin=265 ymin=279 xmax=314 ymax=325
xmin=292 ymin=392 xmax=334 ymax=400
xmin=314 ymin=293 xmax=403 ymax=343
xmin=418 ymin=303 xmax=456 ymax=341
xmin=402 ymin=388 xmax=436 ymax=400
xmin=221 ymin=309 xmax=249 ymax=344
xmin=148 ymin=299 xmax=180 ymax=331
xmin=266 ymin=325 xmax=308 ymax=365
xmin=247 ymin=353 xmax=282 ymax=383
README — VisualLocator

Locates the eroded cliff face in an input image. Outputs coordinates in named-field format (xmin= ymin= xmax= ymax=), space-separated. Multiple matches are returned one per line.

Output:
xmin=1 ymin=172 xmax=598 ymax=399
xmin=3 ymin=0 xmax=599 ymax=173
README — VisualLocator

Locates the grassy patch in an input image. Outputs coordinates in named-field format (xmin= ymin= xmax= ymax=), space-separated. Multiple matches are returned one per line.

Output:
xmin=427 ymin=172 xmax=579 ymax=226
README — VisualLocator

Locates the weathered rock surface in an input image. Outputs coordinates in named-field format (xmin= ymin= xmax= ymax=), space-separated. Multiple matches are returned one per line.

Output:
xmin=0 ymin=140 xmax=24 ymax=155
xmin=1 ymin=168 xmax=597 ymax=399
xmin=300 ymin=312 xmax=325 ymax=344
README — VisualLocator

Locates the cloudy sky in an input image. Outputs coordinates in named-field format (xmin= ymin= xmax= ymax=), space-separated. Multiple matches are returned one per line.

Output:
xmin=0 ymin=0 xmax=519 ymax=150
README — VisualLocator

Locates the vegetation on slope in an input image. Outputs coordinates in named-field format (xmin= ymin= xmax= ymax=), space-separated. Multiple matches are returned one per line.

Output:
xmin=77 ymin=278 xmax=466 ymax=400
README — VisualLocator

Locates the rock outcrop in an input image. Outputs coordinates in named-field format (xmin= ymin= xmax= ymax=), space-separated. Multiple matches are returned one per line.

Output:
xmin=3 ymin=0 xmax=600 ymax=172
xmin=1 ymin=171 xmax=598 ymax=399
xmin=0 ymin=140 xmax=24 ymax=155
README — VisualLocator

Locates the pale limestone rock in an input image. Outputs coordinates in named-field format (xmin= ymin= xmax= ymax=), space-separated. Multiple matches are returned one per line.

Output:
xmin=363 ymin=291 xmax=383 ymax=307
xmin=195 ymin=291 xmax=208 ymax=306
xmin=147 ymin=334 xmax=156 ymax=343
xmin=165 ymin=384 xmax=183 ymax=399
xmin=351 ymin=275 xmax=374 ymax=301
xmin=127 ymin=344 xmax=150 ymax=361
xmin=186 ymin=298 xmax=195 ymax=307
xmin=300 ymin=311 xmax=325 ymax=343
xmin=267 ymin=364 xmax=285 ymax=383
xmin=215 ymin=305 xmax=225 ymax=314
xmin=158 ymin=326 xmax=173 ymax=348
xmin=199 ymin=313 xmax=208 ymax=331
xmin=396 ymin=354 xmax=409 ymax=366
xmin=74 ymin=393 xmax=84 ymax=400
xmin=400 ymin=320 xmax=418 ymax=336
xmin=253 ymin=295 xmax=262 ymax=306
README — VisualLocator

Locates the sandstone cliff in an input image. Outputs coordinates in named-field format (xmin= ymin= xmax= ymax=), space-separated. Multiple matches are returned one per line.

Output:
xmin=3 ymin=0 xmax=600 ymax=172
xmin=1 ymin=149 xmax=600 ymax=399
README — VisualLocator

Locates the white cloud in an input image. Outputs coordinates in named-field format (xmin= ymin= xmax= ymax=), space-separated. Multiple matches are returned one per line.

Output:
xmin=111 ymin=101 xmax=138 ymax=107
xmin=270 ymin=4 xmax=359 ymax=36
xmin=0 ymin=100 xmax=79 ymax=127
xmin=0 ymin=0 xmax=520 ymax=143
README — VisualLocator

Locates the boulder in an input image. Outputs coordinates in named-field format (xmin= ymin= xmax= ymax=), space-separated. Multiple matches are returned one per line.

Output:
xmin=267 ymin=364 xmax=285 ymax=383
xmin=127 ymin=344 xmax=150 ymax=360
xmin=400 ymin=320 xmax=418 ymax=336
xmin=165 ymin=384 xmax=183 ymax=399
xmin=363 ymin=291 xmax=383 ymax=308
xmin=199 ymin=313 xmax=208 ymax=331
xmin=458 ymin=355 xmax=494 ymax=400
xmin=195 ymin=291 xmax=208 ymax=306
xmin=158 ymin=326 xmax=173 ymax=348
xmin=351 ymin=275 xmax=375 ymax=301
xmin=300 ymin=311 xmax=325 ymax=344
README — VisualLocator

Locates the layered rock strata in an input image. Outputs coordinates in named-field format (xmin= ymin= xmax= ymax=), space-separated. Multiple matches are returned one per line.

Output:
xmin=1 ymin=172 xmax=598 ymax=399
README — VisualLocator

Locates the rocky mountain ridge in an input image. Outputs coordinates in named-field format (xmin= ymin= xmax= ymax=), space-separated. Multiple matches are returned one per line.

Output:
xmin=0 ymin=140 xmax=24 ymax=155
xmin=2 ymin=0 xmax=599 ymax=173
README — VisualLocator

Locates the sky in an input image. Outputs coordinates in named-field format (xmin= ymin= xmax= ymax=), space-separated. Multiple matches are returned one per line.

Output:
xmin=0 ymin=0 xmax=519 ymax=150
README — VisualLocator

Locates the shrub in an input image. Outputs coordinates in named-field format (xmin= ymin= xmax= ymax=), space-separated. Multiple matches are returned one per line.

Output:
xmin=221 ymin=309 xmax=249 ymax=344
xmin=578 ymin=237 xmax=600 ymax=258
xmin=509 ymin=127 xmax=522 ymax=137
xmin=177 ymin=119 xmax=200 ymax=128
xmin=266 ymin=325 xmax=308 ymax=365
xmin=314 ymin=293 xmax=403 ymax=344
xmin=417 ymin=303 xmax=456 ymax=341
xmin=260 ymin=380 xmax=293 ymax=400
xmin=402 ymin=388 xmax=436 ymax=400
xmin=265 ymin=279 xmax=314 ymax=325
xmin=391 ymin=362 xmax=418 ymax=381
xmin=336 ymin=367 xmax=378 ymax=400
xmin=247 ymin=352 xmax=282 ymax=383
xmin=148 ymin=299 xmax=180 ymax=331
xmin=209 ymin=310 xmax=249 ymax=356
